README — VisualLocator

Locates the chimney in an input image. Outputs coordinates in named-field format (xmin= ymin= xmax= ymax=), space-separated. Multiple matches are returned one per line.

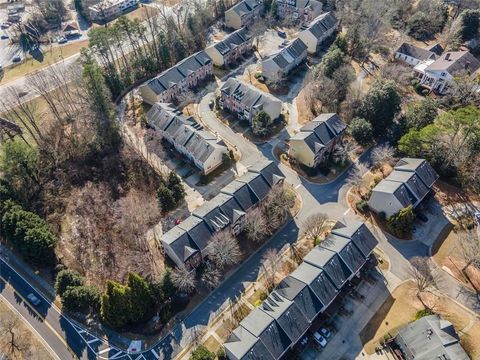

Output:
xmin=445 ymin=53 xmax=451 ymax=61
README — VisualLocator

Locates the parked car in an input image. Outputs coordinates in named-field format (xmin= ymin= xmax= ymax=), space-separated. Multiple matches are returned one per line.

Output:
xmin=313 ymin=331 xmax=327 ymax=348
xmin=58 ymin=37 xmax=68 ymax=44
xmin=26 ymin=293 xmax=41 ymax=306
xmin=277 ymin=30 xmax=286 ymax=38
xmin=319 ymin=327 xmax=332 ymax=339
xmin=1 ymin=23 xmax=10 ymax=29
xmin=1 ymin=34 xmax=9 ymax=40
xmin=208 ymin=100 xmax=214 ymax=109
xmin=473 ymin=211 xmax=480 ymax=226
xmin=12 ymin=56 xmax=21 ymax=63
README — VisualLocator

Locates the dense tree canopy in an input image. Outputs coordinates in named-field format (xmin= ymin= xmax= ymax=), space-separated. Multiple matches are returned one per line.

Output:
xmin=349 ymin=118 xmax=374 ymax=146
xmin=55 ymin=269 xmax=84 ymax=297
xmin=404 ymin=98 xmax=438 ymax=130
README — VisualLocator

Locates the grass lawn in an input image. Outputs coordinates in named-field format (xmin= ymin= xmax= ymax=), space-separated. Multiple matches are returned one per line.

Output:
xmin=1 ymin=40 xmax=88 ymax=84
xmin=247 ymin=288 xmax=267 ymax=307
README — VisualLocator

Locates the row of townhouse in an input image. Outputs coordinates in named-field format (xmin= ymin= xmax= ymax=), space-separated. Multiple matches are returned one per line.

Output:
xmin=161 ymin=161 xmax=285 ymax=269
xmin=289 ymin=113 xmax=347 ymax=168
xmin=225 ymin=0 xmax=263 ymax=30
xmin=224 ymin=220 xmax=379 ymax=360
xmin=261 ymin=11 xmax=338 ymax=81
xmin=205 ymin=28 xmax=253 ymax=68
xmin=276 ymin=0 xmax=322 ymax=25
xmin=394 ymin=42 xmax=480 ymax=94
xmin=147 ymin=103 xmax=228 ymax=175
xmin=261 ymin=38 xmax=308 ymax=81
xmin=368 ymin=158 xmax=439 ymax=218
xmin=219 ymin=78 xmax=283 ymax=122
xmin=298 ymin=11 xmax=339 ymax=54
xmin=139 ymin=51 xmax=213 ymax=105
xmin=89 ymin=0 xmax=139 ymax=22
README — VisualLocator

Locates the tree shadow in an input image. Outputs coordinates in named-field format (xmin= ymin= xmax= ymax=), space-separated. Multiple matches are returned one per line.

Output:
xmin=29 ymin=48 xmax=44 ymax=63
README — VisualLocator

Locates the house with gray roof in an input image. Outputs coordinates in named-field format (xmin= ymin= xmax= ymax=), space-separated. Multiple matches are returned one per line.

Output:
xmin=139 ymin=51 xmax=212 ymax=104
xmin=395 ymin=42 xmax=439 ymax=67
xmin=298 ymin=12 xmax=338 ymax=54
xmin=205 ymin=28 xmax=252 ymax=67
xmin=331 ymin=220 xmax=378 ymax=259
xmin=225 ymin=220 xmax=376 ymax=359
xmin=394 ymin=315 xmax=469 ymax=360
xmin=147 ymin=103 xmax=228 ymax=175
xmin=220 ymin=78 xmax=283 ymax=123
xmin=289 ymin=113 xmax=347 ymax=168
xmin=261 ymin=38 xmax=308 ymax=81
xmin=412 ymin=50 xmax=480 ymax=94
xmin=225 ymin=0 xmax=263 ymax=30
xmin=276 ymin=0 xmax=322 ymax=25
xmin=161 ymin=161 xmax=285 ymax=269
xmin=368 ymin=158 xmax=439 ymax=218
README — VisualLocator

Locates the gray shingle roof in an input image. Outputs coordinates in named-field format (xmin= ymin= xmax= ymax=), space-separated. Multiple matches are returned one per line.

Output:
xmin=395 ymin=158 xmax=439 ymax=188
xmin=425 ymin=50 xmax=480 ymax=74
xmin=178 ymin=215 xmax=213 ymax=251
xmin=291 ymin=113 xmax=346 ymax=154
xmin=238 ymin=172 xmax=271 ymax=203
xmin=213 ymin=27 xmax=251 ymax=56
xmin=387 ymin=170 xmax=429 ymax=204
xmin=305 ymin=12 xmax=338 ymax=41
xmin=395 ymin=315 xmax=469 ymax=360
xmin=147 ymin=103 xmax=227 ymax=170
xmin=320 ymin=234 xmax=366 ymax=275
xmin=332 ymin=221 xmax=378 ymax=258
xmin=248 ymin=160 xmax=285 ymax=187
xmin=396 ymin=42 xmax=437 ymax=61
xmin=221 ymin=78 xmax=281 ymax=113
xmin=266 ymin=38 xmax=307 ymax=70
xmin=221 ymin=179 xmax=260 ymax=211
xmin=303 ymin=246 xmax=352 ymax=289
xmin=228 ymin=0 xmax=260 ymax=17
xmin=162 ymin=226 xmax=200 ymax=262
xmin=224 ymin=326 xmax=274 ymax=360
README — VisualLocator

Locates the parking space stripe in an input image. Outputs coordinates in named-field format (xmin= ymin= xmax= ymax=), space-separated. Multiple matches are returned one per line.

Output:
xmin=150 ymin=349 xmax=159 ymax=359
xmin=98 ymin=347 xmax=111 ymax=355
xmin=87 ymin=338 xmax=99 ymax=344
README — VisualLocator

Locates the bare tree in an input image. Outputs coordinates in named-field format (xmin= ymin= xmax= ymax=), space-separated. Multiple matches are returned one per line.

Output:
xmin=0 ymin=310 xmax=28 ymax=357
xmin=302 ymin=213 xmax=329 ymax=244
xmin=261 ymin=248 xmax=280 ymax=291
xmin=346 ymin=163 xmax=369 ymax=191
xmin=171 ymin=267 xmax=196 ymax=293
xmin=244 ymin=208 xmax=268 ymax=243
xmin=332 ymin=140 xmax=356 ymax=166
xmin=207 ymin=230 xmax=242 ymax=269
xmin=408 ymin=256 xmax=436 ymax=309
xmin=371 ymin=144 xmax=395 ymax=173
xmin=263 ymin=185 xmax=295 ymax=232
xmin=458 ymin=231 xmax=480 ymax=286
xmin=201 ymin=261 xmax=221 ymax=289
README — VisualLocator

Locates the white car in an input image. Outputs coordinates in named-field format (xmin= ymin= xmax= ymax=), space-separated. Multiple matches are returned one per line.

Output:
xmin=27 ymin=293 xmax=41 ymax=306
xmin=319 ymin=327 xmax=332 ymax=338
xmin=313 ymin=331 xmax=327 ymax=348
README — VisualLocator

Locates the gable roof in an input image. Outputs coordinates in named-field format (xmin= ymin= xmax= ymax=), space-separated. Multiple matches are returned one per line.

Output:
xmin=396 ymin=42 xmax=437 ymax=61
xmin=425 ymin=50 xmax=480 ymax=74
xmin=212 ymin=27 xmax=251 ymax=56
xmin=291 ymin=113 xmax=346 ymax=154
xmin=332 ymin=220 xmax=378 ymax=258
xmin=303 ymin=246 xmax=352 ymax=289
xmin=238 ymin=172 xmax=272 ymax=203
xmin=304 ymin=12 xmax=338 ymax=41
xmin=145 ymin=51 xmax=211 ymax=94
xmin=319 ymin=234 xmax=366 ymax=275
xmin=248 ymin=160 xmax=285 ymax=187
xmin=394 ymin=158 xmax=439 ymax=188
xmin=265 ymin=38 xmax=307 ymax=70
xmin=161 ymin=226 xmax=200 ymax=262
xmin=177 ymin=215 xmax=213 ymax=251
xmin=396 ymin=315 xmax=469 ymax=360
xmin=228 ymin=0 xmax=260 ymax=17
xmin=224 ymin=326 xmax=274 ymax=360
xmin=387 ymin=170 xmax=429 ymax=204
xmin=276 ymin=276 xmax=324 ymax=322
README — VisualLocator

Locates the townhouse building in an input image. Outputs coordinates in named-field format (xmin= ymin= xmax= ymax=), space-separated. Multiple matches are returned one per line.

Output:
xmin=161 ymin=161 xmax=285 ymax=269
xmin=147 ymin=103 xmax=228 ymax=175
xmin=205 ymin=28 xmax=252 ymax=68
xmin=139 ymin=51 xmax=213 ymax=105
xmin=276 ymin=0 xmax=322 ymax=25
xmin=89 ymin=0 xmax=139 ymax=22
xmin=289 ymin=113 xmax=347 ymax=168
xmin=368 ymin=158 xmax=439 ymax=218
xmin=224 ymin=220 xmax=378 ymax=360
xmin=225 ymin=0 xmax=263 ymax=30
xmin=261 ymin=38 xmax=308 ymax=81
xmin=219 ymin=78 xmax=283 ymax=123
xmin=298 ymin=12 xmax=338 ymax=54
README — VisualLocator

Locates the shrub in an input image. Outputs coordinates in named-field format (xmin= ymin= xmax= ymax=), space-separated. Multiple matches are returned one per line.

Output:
xmin=216 ymin=347 xmax=226 ymax=359
xmin=254 ymin=299 xmax=263 ymax=307
xmin=190 ymin=345 xmax=215 ymax=360
xmin=55 ymin=269 xmax=84 ymax=297
xmin=414 ymin=308 xmax=434 ymax=320
xmin=356 ymin=200 xmax=369 ymax=213
xmin=62 ymin=285 xmax=101 ymax=313
xmin=387 ymin=205 xmax=415 ymax=238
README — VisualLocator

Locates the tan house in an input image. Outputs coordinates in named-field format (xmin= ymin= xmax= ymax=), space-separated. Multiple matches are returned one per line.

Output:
xmin=219 ymin=78 xmax=283 ymax=123
xmin=298 ymin=12 xmax=338 ymax=54
xmin=261 ymin=38 xmax=308 ymax=81
xmin=289 ymin=113 xmax=346 ymax=168
xmin=139 ymin=51 xmax=213 ymax=105
xmin=225 ymin=0 xmax=263 ymax=30
xmin=147 ymin=103 xmax=228 ymax=175
xmin=205 ymin=28 xmax=252 ymax=67
xmin=89 ymin=0 xmax=139 ymax=22
xmin=276 ymin=0 xmax=322 ymax=25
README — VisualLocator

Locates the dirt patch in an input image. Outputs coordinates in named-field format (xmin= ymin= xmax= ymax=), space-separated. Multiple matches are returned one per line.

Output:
xmin=461 ymin=321 xmax=480 ymax=360
xmin=203 ymin=335 xmax=221 ymax=353
xmin=434 ymin=180 xmax=480 ymax=206
xmin=296 ymin=86 xmax=314 ymax=125
xmin=0 ymin=300 xmax=54 ymax=360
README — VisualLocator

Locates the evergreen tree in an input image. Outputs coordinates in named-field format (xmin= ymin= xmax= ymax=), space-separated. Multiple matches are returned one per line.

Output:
xmin=349 ymin=118 xmax=374 ymax=146
xmin=127 ymin=272 xmax=155 ymax=322
xmin=101 ymin=280 xmax=132 ymax=329
xmin=157 ymin=184 xmax=176 ymax=213
xmin=55 ymin=269 xmax=84 ymax=297
xmin=62 ymin=285 xmax=100 ymax=313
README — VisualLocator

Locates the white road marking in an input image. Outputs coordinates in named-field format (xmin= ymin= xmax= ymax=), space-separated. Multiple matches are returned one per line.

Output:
xmin=87 ymin=338 xmax=99 ymax=345
xmin=150 ymin=349 xmax=159 ymax=359
xmin=110 ymin=351 xmax=124 ymax=359
xmin=343 ymin=208 xmax=351 ymax=215
xmin=295 ymin=184 xmax=301 ymax=189
xmin=98 ymin=347 xmax=111 ymax=355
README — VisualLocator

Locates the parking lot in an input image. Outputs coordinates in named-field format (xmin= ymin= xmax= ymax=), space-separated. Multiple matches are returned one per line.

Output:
xmin=0 ymin=3 xmax=24 ymax=69
xmin=301 ymin=269 xmax=390 ymax=360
